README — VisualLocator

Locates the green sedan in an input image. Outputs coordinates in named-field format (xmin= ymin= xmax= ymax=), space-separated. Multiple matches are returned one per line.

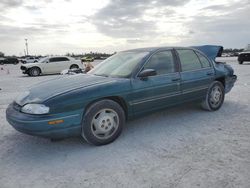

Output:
xmin=6 ymin=45 xmax=237 ymax=145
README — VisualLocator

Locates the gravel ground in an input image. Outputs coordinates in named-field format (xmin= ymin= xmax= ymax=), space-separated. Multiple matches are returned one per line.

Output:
xmin=0 ymin=58 xmax=249 ymax=188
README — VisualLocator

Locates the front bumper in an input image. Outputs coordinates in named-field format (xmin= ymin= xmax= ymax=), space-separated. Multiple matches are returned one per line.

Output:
xmin=20 ymin=66 xmax=28 ymax=74
xmin=6 ymin=103 xmax=82 ymax=139
xmin=225 ymin=75 xmax=237 ymax=93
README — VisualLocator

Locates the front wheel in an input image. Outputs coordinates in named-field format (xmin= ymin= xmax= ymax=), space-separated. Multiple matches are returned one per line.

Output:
xmin=81 ymin=99 xmax=125 ymax=146
xmin=201 ymin=81 xmax=225 ymax=111
xmin=29 ymin=67 xmax=41 ymax=76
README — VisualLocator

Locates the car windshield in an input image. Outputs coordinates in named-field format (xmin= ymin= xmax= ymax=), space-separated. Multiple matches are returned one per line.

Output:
xmin=89 ymin=51 xmax=149 ymax=78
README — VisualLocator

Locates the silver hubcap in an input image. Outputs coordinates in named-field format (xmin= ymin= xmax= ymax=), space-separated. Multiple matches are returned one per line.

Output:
xmin=209 ymin=85 xmax=222 ymax=107
xmin=91 ymin=109 xmax=119 ymax=140
xmin=33 ymin=69 xmax=39 ymax=76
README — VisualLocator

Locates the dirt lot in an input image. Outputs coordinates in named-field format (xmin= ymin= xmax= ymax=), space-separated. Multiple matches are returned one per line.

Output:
xmin=0 ymin=58 xmax=249 ymax=188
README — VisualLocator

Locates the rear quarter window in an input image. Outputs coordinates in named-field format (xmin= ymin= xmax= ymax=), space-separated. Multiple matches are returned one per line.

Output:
xmin=195 ymin=52 xmax=211 ymax=68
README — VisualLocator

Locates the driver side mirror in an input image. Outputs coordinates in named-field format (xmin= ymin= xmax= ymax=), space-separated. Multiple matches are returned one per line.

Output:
xmin=138 ymin=69 xmax=157 ymax=80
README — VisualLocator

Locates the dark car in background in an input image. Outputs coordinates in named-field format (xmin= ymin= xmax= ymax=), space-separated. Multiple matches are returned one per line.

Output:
xmin=0 ymin=57 xmax=19 ymax=65
xmin=238 ymin=52 xmax=250 ymax=64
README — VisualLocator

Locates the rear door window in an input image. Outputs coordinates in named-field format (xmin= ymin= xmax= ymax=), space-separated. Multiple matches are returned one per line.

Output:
xmin=177 ymin=49 xmax=202 ymax=71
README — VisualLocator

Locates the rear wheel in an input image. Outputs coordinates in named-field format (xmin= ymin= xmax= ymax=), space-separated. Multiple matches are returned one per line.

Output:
xmin=81 ymin=99 xmax=125 ymax=146
xmin=29 ymin=67 xmax=41 ymax=76
xmin=238 ymin=61 xmax=243 ymax=64
xmin=201 ymin=81 xmax=225 ymax=111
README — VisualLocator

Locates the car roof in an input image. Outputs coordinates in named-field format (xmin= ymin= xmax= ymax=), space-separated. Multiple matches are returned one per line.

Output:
xmin=122 ymin=45 xmax=223 ymax=61
xmin=122 ymin=46 xmax=193 ymax=53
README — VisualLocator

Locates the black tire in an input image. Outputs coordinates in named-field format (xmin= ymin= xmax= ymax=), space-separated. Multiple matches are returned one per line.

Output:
xmin=81 ymin=99 xmax=125 ymax=146
xmin=29 ymin=67 xmax=41 ymax=76
xmin=0 ymin=62 xmax=3 ymax=65
xmin=201 ymin=81 xmax=225 ymax=111
xmin=70 ymin=64 xmax=79 ymax=69
xmin=238 ymin=61 xmax=243 ymax=64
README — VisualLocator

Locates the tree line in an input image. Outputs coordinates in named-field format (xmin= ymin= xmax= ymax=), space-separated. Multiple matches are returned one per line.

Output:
xmin=0 ymin=48 xmax=248 ymax=59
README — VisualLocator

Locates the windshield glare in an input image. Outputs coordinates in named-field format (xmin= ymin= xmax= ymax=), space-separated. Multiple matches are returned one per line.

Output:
xmin=38 ymin=57 xmax=48 ymax=63
xmin=89 ymin=52 xmax=148 ymax=78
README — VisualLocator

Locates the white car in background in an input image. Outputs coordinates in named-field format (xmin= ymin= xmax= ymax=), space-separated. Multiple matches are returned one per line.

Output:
xmin=21 ymin=56 xmax=39 ymax=64
xmin=20 ymin=56 xmax=83 ymax=76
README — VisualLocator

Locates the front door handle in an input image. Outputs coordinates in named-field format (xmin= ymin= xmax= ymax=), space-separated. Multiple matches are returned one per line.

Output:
xmin=172 ymin=78 xmax=181 ymax=82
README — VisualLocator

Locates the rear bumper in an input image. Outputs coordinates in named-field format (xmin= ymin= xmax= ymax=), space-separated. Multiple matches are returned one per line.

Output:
xmin=6 ymin=103 xmax=82 ymax=139
xmin=225 ymin=75 xmax=237 ymax=93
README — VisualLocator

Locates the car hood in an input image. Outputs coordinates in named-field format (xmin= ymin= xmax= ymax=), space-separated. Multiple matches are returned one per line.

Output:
xmin=191 ymin=45 xmax=223 ymax=61
xmin=23 ymin=62 xmax=41 ymax=67
xmin=15 ymin=74 xmax=116 ymax=106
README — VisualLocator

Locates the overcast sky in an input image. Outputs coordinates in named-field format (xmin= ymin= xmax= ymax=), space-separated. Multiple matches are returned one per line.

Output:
xmin=0 ymin=0 xmax=249 ymax=56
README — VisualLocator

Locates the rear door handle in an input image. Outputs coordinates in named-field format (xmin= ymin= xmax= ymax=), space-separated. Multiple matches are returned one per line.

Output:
xmin=206 ymin=72 xmax=214 ymax=76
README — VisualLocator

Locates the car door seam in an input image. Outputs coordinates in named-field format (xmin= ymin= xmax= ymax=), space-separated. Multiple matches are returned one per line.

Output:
xmin=129 ymin=91 xmax=181 ymax=106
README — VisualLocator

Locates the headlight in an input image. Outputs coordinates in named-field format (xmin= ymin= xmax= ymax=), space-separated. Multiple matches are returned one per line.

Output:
xmin=21 ymin=104 xmax=50 ymax=114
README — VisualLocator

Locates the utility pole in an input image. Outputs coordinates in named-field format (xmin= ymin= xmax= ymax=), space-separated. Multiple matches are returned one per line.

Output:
xmin=25 ymin=39 xmax=29 ymax=56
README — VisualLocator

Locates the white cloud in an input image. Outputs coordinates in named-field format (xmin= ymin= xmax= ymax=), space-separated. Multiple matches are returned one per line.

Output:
xmin=0 ymin=0 xmax=249 ymax=55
